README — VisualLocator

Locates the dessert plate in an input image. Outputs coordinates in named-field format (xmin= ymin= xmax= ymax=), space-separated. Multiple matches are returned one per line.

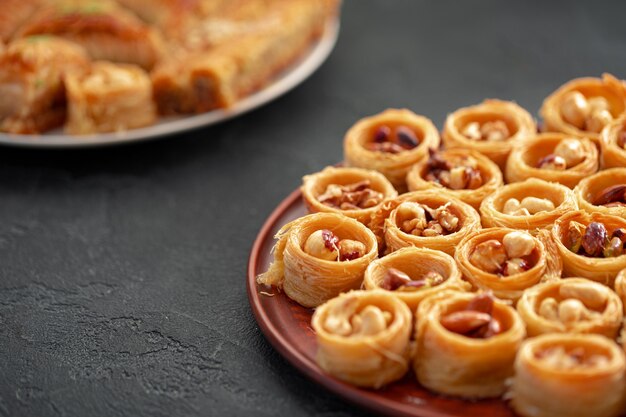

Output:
xmin=0 ymin=19 xmax=340 ymax=148
xmin=247 ymin=188 xmax=515 ymax=417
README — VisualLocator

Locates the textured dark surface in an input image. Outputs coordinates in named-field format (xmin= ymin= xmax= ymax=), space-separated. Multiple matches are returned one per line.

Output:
xmin=2 ymin=1 xmax=626 ymax=416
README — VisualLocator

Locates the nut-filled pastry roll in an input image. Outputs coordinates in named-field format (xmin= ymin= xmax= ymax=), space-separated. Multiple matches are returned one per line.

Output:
xmin=552 ymin=210 xmax=626 ymax=286
xmin=517 ymin=278 xmax=623 ymax=338
xmin=509 ymin=333 xmax=626 ymax=417
xmin=362 ymin=247 xmax=470 ymax=311
xmin=301 ymin=166 xmax=397 ymax=224
xmin=505 ymin=133 xmax=598 ymax=189
xmin=442 ymin=99 xmax=536 ymax=169
xmin=257 ymin=213 xmax=378 ymax=308
xmin=414 ymin=291 xmax=526 ymax=398
xmin=574 ymin=168 xmax=626 ymax=218
xmin=64 ymin=62 xmax=157 ymax=134
xmin=480 ymin=178 xmax=578 ymax=233
xmin=455 ymin=228 xmax=561 ymax=302
xmin=312 ymin=290 xmax=412 ymax=388
xmin=540 ymin=73 xmax=626 ymax=145
xmin=406 ymin=148 xmax=503 ymax=210
xmin=0 ymin=36 xmax=89 ymax=134
xmin=343 ymin=109 xmax=440 ymax=191
xmin=368 ymin=190 xmax=481 ymax=256
xmin=600 ymin=115 xmax=626 ymax=168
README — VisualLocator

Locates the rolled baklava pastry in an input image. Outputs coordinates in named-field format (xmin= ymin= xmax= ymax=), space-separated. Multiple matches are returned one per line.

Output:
xmin=256 ymin=213 xmax=378 ymax=308
xmin=368 ymin=190 xmax=481 ymax=256
xmin=540 ymin=73 xmax=626 ymax=145
xmin=509 ymin=333 xmax=626 ymax=417
xmin=505 ymin=133 xmax=598 ymax=189
xmin=552 ymin=211 xmax=626 ymax=285
xmin=362 ymin=246 xmax=470 ymax=311
xmin=0 ymin=36 xmax=90 ymax=134
xmin=64 ymin=62 xmax=157 ymax=134
xmin=442 ymin=99 xmax=536 ymax=169
xmin=406 ymin=148 xmax=503 ymax=210
xmin=343 ymin=109 xmax=440 ymax=191
xmin=312 ymin=290 xmax=412 ymax=388
xmin=301 ymin=166 xmax=397 ymax=224
xmin=517 ymin=278 xmax=623 ymax=338
xmin=614 ymin=269 xmax=626 ymax=310
xmin=455 ymin=228 xmax=561 ymax=302
xmin=480 ymin=178 xmax=578 ymax=232
xmin=574 ymin=168 xmax=626 ymax=217
xmin=601 ymin=115 xmax=626 ymax=168
xmin=414 ymin=291 xmax=526 ymax=398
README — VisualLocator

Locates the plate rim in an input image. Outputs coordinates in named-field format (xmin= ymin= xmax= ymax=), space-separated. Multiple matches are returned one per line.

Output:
xmin=246 ymin=188 xmax=471 ymax=417
xmin=0 ymin=18 xmax=340 ymax=148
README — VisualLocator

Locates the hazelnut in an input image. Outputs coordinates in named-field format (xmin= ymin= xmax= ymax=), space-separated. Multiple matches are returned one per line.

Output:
xmin=537 ymin=154 xmax=567 ymax=170
xmin=466 ymin=168 xmax=483 ymax=189
xmin=502 ymin=257 xmax=530 ymax=276
xmin=558 ymin=298 xmax=588 ymax=323
xmin=503 ymin=198 xmax=521 ymax=215
xmin=560 ymin=91 xmax=590 ymax=129
xmin=338 ymin=239 xmax=366 ymax=261
xmin=351 ymin=305 xmax=392 ymax=336
xmin=588 ymin=96 xmax=610 ymax=112
xmin=503 ymin=231 xmax=535 ymax=258
xmin=423 ymin=271 xmax=445 ymax=286
xmin=480 ymin=120 xmax=510 ymax=141
xmin=559 ymin=282 xmax=608 ymax=310
xmin=469 ymin=239 xmax=507 ymax=273
xmin=586 ymin=108 xmax=613 ymax=133
xmin=449 ymin=166 xmax=468 ymax=190
xmin=462 ymin=122 xmax=482 ymax=140
xmin=519 ymin=197 xmax=555 ymax=214
xmin=538 ymin=297 xmax=559 ymax=321
xmin=304 ymin=229 xmax=339 ymax=261
xmin=554 ymin=138 xmax=585 ymax=168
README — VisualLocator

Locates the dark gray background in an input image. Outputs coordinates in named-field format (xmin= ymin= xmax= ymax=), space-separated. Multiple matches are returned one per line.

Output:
xmin=1 ymin=1 xmax=626 ymax=416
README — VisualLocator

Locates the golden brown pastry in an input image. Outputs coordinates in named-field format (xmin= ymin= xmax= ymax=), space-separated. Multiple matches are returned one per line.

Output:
xmin=301 ymin=166 xmax=397 ymax=225
xmin=311 ymin=290 xmax=412 ymax=388
xmin=414 ymin=291 xmax=526 ymax=398
xmin=343 ymin=109 xmax=440 ymax=191
xmin=17 ymin=0 xmax=165 ymax=70
xmin=64 ymin=62 xmax=157 ymax=134
xmin=600 ymin=115 xmax=626 ymax=168
xmin=362 ymin=246 xmax=470 ymax=311
xmin=509 ymin=333 xmax=626 ymax=417
xmin=540 ymin=73 xmax=626 ymax=145
xmin=256 ymin=212 xmax=377 ymax=308
xmin=0 ymin=0 xmax=41 ymax=42
xmin=517 ymin=278 xmax=623 ymax=338
xmin=442 ymin=99 xmax=536 ymax=169
xmin=552 ymin=211 xmax=626 ymax=286
xmin=368 ymin=190 xmax=481 ymax=256
xmin=152 ymin=0 xmax=331 ymax=114
xmin=505 ymin=133 xmax=598 ymax=189
xmin=0 ymin=36 xmax=89 ymax=134
xmin=406 ymin=148 xmax=503 ymax=210
xmin=455 ymin=228 xmax=561 ymax=302
xmin=480 ymin=178 xmax=578 ymax=232
xmin=574 ymin=168 xmax=626 ymax=217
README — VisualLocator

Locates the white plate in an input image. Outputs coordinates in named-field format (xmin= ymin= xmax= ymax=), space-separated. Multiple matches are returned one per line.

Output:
xmin=0 ymin=19 xmax=340 ymax=148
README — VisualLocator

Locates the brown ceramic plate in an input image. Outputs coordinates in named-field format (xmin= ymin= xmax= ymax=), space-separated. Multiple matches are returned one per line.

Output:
xmin=247 ymin=188 xmax=515 ymax=417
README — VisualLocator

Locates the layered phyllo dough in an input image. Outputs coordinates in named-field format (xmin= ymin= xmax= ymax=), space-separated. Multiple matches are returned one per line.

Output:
xmin=0 ymin=36 xmax=89 ymax=133
xmin=343 ymin=109 xmax=440 ymax=191
xmin=505 ymin=133 xmax=598 ymax=188
xmin=312 ymin=290 xmax=412 ymax=388
xmin=301 ymin=166 xmax=397 ymax=224
xmin=64 ymin=62 xmax=157 ymax=134
xmin=600 ymin=115 xmax=626 ymax=168
xmin=257 ymin=212 xmax=377 ymax=308
xmin=442 ymin=99 xmax=536 ymax=169
xmin=540 ymin=73 xmax=626 ymax=145
xmin=406 ymin=148 xmax=503 ymax=209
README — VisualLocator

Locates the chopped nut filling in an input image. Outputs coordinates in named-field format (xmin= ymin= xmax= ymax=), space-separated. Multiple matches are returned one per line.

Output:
xmin=440 ymin=293 xmax=502 ymax=339
xmin=365 ymin=124 xmax=420 ymax=153
xmin=461 ymin=120 xmax=511 ymax=142
xmin=566 ymin=221 xmax=626 ymax=258
xmin=323 ymin=299 xmax=393 ymax=337
xmin=592 ymin=184 xmax=626 ymax=207
xmin=380 ymin=267 xmax=444 ymax=292
xmin=469 ymin=231 xmax=536 ymax=276
xmin=424 ymin=149 xmax=484 ymax=190
xmin=535 ymin=346 xmax=609 ymax=369
xmin=317 ymin=180 xmax=384 ymax=210
xmin=303 ymin=229 xmax=366 ymax=262
xmin=560 ymin=91 xmax=613 ymax=133
xmin=395 ymin=201 xmax=461 ymax=237
xmin=503 ymin=196 xmax=555 ymax=216
xmin=537 ymin=138 xmax=586 ymax=170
